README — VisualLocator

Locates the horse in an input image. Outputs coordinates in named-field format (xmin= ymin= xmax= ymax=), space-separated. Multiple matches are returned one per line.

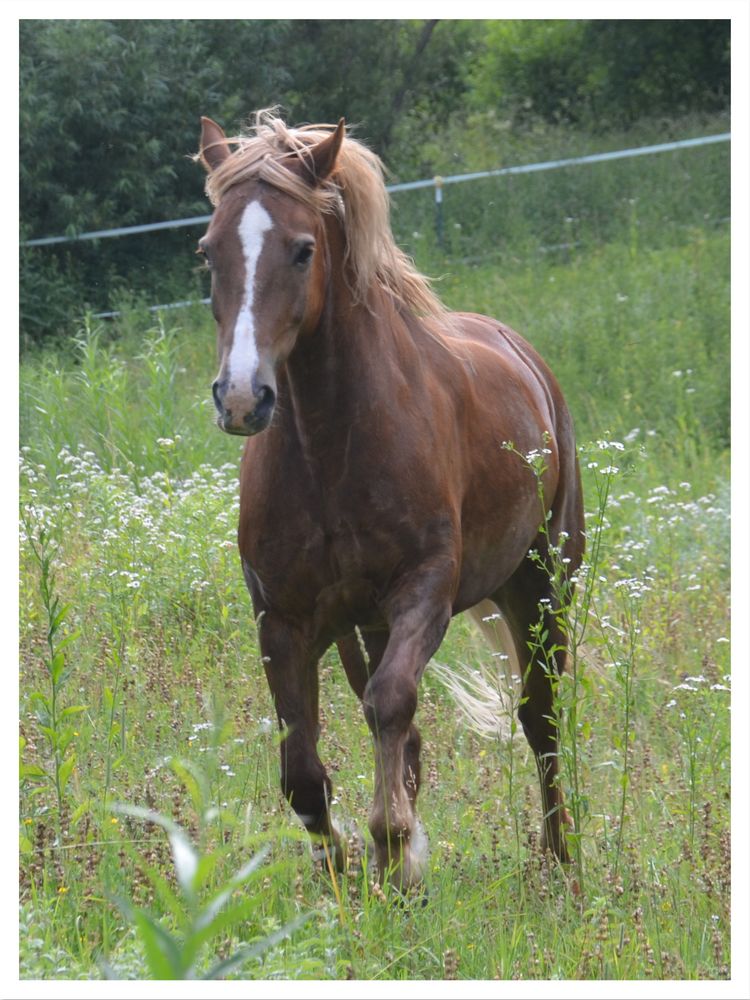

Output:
xmin=195 ymin=109 xmax=585 ymax=889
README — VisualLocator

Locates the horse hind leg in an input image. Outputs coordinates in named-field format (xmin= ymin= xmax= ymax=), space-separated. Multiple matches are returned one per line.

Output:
xmin=495 ymin=569 xmax=574 ymax=862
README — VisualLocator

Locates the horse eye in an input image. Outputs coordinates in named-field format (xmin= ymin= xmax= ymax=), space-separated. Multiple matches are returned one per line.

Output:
xmin=293 ymin=241 xmax=315 ymax=268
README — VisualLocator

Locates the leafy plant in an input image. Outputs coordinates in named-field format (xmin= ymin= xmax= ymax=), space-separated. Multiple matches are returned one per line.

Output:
xmin=496 ymin=436 xmax=622 ymax=896
xmin=21 ymin=520 xmax=85 ymax=837
xmin=105 ymin=802 xmax=309 ymax=979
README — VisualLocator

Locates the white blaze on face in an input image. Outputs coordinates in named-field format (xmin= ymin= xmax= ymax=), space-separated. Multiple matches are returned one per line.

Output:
xmin=227 ymin=199 xmax=273 ymax=395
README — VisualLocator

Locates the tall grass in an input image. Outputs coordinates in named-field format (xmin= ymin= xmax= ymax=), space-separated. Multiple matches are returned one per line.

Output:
xmin=391 ymin=111 xmax=729 ymax=263
xmin=18 ymin=126 xmax=730 ymax=979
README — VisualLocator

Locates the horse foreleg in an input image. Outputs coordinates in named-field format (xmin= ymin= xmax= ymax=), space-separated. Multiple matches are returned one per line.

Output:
xmin=362 ymin=587 xmax=451 ymax=889
xmin=258 ymin=613 xmax=346 ymax=870
xmin=337 ymin=628 xmax=423 ymax=800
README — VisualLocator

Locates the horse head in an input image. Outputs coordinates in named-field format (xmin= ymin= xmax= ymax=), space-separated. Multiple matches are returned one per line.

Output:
xmin=197 ymin=116 xmax=344 ymax=435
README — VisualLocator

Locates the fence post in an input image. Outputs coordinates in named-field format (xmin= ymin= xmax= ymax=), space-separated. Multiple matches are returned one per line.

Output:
xmin=434 ymin=176 xmax=444 ymax=250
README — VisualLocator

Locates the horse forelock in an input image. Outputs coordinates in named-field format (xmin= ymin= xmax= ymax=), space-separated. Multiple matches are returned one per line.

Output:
xmin=203 ymin=109 xmax=449 ymax=324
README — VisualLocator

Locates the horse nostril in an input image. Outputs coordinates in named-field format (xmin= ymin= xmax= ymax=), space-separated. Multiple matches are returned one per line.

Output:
xmin=258 ymin=385 xmax=276 ymax=414
xmin=249 ymin=385 xmax=276 ymax=427
xmin=212 ymin=379 xmax=224 ymax=412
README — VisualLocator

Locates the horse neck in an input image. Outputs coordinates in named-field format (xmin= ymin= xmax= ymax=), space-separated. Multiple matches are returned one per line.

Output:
xmin=283 ymin=221 xmax=413 ymax=444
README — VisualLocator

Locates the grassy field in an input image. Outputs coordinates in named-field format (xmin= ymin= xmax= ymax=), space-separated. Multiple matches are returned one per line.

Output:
xmin=18 ymin=137 xmax=731 ymax=980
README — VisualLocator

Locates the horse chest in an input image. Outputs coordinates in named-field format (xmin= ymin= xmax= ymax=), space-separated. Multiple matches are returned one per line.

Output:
xmin=239 ymin=464 xmax=447 ymax=630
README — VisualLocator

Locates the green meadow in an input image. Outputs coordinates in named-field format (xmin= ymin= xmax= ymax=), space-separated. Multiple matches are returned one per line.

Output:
xmin=19 ymin=128 xmax=730 ymax=980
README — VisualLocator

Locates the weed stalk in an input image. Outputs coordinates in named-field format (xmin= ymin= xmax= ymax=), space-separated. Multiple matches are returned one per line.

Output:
xmin=23 ymin=518 xmax=84 ymax=844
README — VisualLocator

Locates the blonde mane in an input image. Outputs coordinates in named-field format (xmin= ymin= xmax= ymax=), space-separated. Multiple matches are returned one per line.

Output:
xmin=202 ymin=109 xmax=448 ymax=321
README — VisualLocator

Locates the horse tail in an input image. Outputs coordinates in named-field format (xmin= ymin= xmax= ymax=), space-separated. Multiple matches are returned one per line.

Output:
xmin=429 ymin=600 xmax=517 ymax=742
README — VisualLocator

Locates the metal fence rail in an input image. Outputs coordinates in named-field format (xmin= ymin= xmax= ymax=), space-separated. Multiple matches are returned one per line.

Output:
xmin=22 ymin=132 xmax=730 ymax=248
xmin=21 ymin=131 xmax=730 ymax=319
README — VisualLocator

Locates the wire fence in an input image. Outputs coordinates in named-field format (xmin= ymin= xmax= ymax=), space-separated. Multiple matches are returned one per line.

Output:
xmin=21 ymin=131 xmax=731 ymax=319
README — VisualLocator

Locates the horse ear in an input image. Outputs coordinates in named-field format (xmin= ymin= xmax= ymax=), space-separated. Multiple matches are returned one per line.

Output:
xmin=199 ymin=116 xmax=231 ymax=173
xmin=299 ymin=118 xmax=345 ymax=186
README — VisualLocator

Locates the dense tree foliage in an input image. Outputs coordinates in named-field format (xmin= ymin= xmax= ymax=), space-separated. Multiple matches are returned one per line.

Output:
xmin=470 ymin=20 xmax=730 ymax=128
xmin=20 ymin=19 xmax=730 ymax=344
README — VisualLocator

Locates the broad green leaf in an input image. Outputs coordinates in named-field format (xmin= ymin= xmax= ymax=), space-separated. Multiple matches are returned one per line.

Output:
xmin=170 ymin=758 xmax=207 ymax=814
xmin=50 ymin=602 xmax=71 ymax=631
xmin=168 ymin=828 xmax=199 ymax=902
xmin=191 ymin=890 xmax=267 ymax=952
xmin=116 ymin=838 xmax=186 ymax=925
xmin=20 ymin=762 xmax=47 ymax=780
xmin=194 ymin=848 xmax=269 ymax=934
xmin=55 ymin=629 xmax=81 ymax=654
xmin=110 ymin=802 xmax=182 ymax=836
xmin=192 ymin=852 xmax=220 ymax=894
xmin=30 ymin=693 xmax=51 ymax=727
xmin=38 ymin=725 xmax=58 ymax=746
xmin=60 ymin=704 xmax=86 ymax=719
xmin=111 ymin=802 xmax=198 ymax=900
xmin=57 ymin=665 xmax=74 ymax=689
xmin=50 ymin=650 xmax=66 ymax=685
xmin=58 ymin=752 xmax=76 ymax=794
xmin=580 ymin=673 xmax=595 ymax=696
xmin=70 ymin=799 xmax=91 ymax=826
xmin=131 ymin=908 xmax=184 ymax=979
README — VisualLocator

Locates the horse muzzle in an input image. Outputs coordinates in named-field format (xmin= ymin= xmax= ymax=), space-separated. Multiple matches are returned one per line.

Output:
xmin=212 ymin=378 xmax=276 ymax=436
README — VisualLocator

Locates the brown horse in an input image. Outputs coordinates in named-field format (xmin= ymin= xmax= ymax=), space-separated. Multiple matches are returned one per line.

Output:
xmin=196 ymin=110 xmax=585 ymax=889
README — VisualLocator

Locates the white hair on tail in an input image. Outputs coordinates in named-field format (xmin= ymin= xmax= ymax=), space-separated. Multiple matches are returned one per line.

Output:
xmin=429 ymin=601 xmax=521 ymax=741
xmin=430 ymin=660 xmax=518 ymax=741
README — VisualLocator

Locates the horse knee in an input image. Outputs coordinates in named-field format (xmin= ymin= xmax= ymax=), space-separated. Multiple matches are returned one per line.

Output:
xmin=363 ymin=670 xmax=417 ymax=734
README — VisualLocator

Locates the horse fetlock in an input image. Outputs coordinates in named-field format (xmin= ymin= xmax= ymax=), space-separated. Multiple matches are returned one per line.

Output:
xmin=372 ymin=817 xmax=429 ymax=889
xmin=369 ymin=815 xmax=409 ymax=847
xmin=281 ymin=754 xmax=333 ymax=820
xmin=541 ymin=806 xmax=574 ymax=862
